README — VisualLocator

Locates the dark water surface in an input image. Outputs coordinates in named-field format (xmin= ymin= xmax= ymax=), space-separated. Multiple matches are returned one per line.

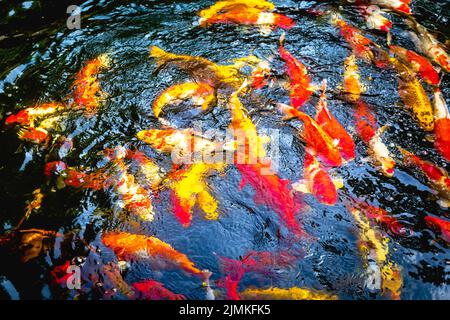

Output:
xmin=0 ymin=0 xmax=449 ymax=300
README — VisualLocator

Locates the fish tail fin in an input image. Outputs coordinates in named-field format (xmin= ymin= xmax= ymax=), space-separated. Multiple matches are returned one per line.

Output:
xmin=149 ymin=46 xmax=172 ymax=69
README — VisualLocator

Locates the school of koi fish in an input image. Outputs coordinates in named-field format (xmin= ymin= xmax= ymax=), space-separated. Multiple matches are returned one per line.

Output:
xmin=0 ymin=0 xmax=449 ymax=300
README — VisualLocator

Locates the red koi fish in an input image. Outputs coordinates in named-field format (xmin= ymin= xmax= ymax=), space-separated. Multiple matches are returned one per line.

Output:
xmin=293 ymin=151 xmax=341 ymax=206
xmin=398 ymin=147 xmax=450 ymax=207
xmin=390 ymin=45 xmax=440 ymax=86
xmin=132 ymin=280 xmax=186 ymax=300
xmin=315 ymin=80 xmax=356 ymax=161
xmin=279 ymin=34 xmax=314 ymax=109
xmin=279 ymin=103 xmax=343 ymax=167
xmin=433 ymin=88 xmax=450 ymax=162
xmin=44 ymin=161 xmax=67 ymax=178
xmin=236 ymin=162 xmax=304 ymax=235
xmin=425 ymin=216 xmax=450 ymax=244
xmin=347 ymin=197 xmax=407 ymax=236
xmin=199 ymin=7 xmax=295 ymax=31
xmin=102 ymin=231 xmax=209 ymax=279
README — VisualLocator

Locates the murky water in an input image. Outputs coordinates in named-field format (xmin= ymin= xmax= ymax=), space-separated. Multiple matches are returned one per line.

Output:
xmin=0 ymin=0 xmax=449 ymax=300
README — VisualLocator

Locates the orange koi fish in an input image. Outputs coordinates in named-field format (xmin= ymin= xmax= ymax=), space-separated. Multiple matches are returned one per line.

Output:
xmin=239 ymin=287 xmax=338 ymax=300
xmin=349 ymin=205 xmax=402 ymax=300
xmin=292 ymin=151 xmax=342 ymax=206
xmin=279 ymin=103 xmax=343 ymax=167
xmin=315 ymin=80 xmax=355 ymax=161
xmin=343 ymin=55 xmax=366 ymax=103
xmin=407 ymin=20 xmax=450 ymax=72
xmin=132 ymin=280 xmax=186 ymax=300
xmin=389 ymin=45 xmax=440 ymax=86
xmin=150 ymin=46 xmax=257 ymax=89
xmin=17 ymin=127 xmax=49 ymax=144
xmin=198 ymin=0 xmax=275 ymax=22
xmin=425 ymin=215 xmax=450 ymax=244
xmin=73 ymin=54 xmax=110 ymax=114
xmin=237 ymin=162 xmax=304 ymax=235
xmin=5 ymin=102 xmax=65 ymax=127
xmin=251 ymin=60 xmax=271 ymax=89
xmin=152 ymin=82 xmax=216 ymax=118
xmin=363 ymin=5 xmax=393 ymax=33
xmin=199 ymin=7 xmax=295 ymax=32
xmin=432 ymin=88 xmax=450 ymax=162
xmin=398 ymin=147 xmax=450 ymax=207
xmin=168 ymin=162 xmax=225 ymax=227
xmin=354 ymin=101 xmax=395 ymax=177
xmin=347 ymin=197 xmax=407 ymax=236
xmin=102 ymin=231 xmax=209 ymax=279
xmin=279 ymin=34 xmax=314 ymax=109
xmin=356 ymin=0 xmax=411 ymax=15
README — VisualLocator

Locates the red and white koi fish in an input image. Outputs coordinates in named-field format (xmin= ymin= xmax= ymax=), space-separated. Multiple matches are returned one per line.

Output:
xmin=398 ymin=147 xmax=450 ymax=207
xmin=279 ymin=34 xmax=314 ymax=109
xmin=432 ymin=88 xmax=450 ymax=162
xmin=389 ymin=45 xmax=440 ymax=86
xmin=315 ymin=80 xmax=356 ymax=161
xmin=132 ymin=280 xmax=186 ymax=300
xmin=362 ymin=5 xmax=393 ymax=33
xmin=292 ymin=151 xmax=342 ymax=206
xmin=356 ymin=0 xmax=411 ymax=15
xmin=251 ymin=60 xmax=272 ymax=89
xmin=425 ymin=215 xmax=450 ymax=244
xmin=279 ymin=103 xmax=343 ymax=167
xmin=354 ymin=100 xmax=395 ymax=177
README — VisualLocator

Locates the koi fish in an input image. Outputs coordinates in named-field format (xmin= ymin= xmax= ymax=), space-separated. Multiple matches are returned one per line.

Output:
xmin=347 ymin=197 xmax=407 ymax=236
xmin=17 ymin=127 xmax=49 ymax=144
xmin=343 ymin=55 xmax=366 ymax=103
xmin=357 ymin=0 xmax=411 ymax=15
xmin=279 ymin=34 xmax=314 ymax=109
xmin=5 ymin=102 xmax=65 ymax=127
xmin=292 ymin=151 xmax=342 ymax=206
xmin=44 ymin=161 xmax=68 ymax=178
xmin=198 ymin=0 xmax=275 ymax=22
xmin=102 ymin=231 xmax=209 ymax=279
xmin=199 ymin=7 xmax=295 ymax=33
xmin=398 ymin=147 xmax=450 ymax=207
xmin=132 ymin=280 xmax=185 ymax=300
xmin=251 ymin=60 xmax=271 ymax=89
xmin=19 ymin=188 xmax=44 ymax=227
xmin=315 ymin=80 xmax=356 ymax=161
xmin=279 ymin=103 xmax=343 ymax=167
xmin=354 ymin=101 xmax=395 ymax=177
xmin=425 ymin=215 xmax=450 ymax=244
xmin=363 ymin=5 xmax=393 ymax=33
xmin=407 ymin=20 xmax=450 ymax=72
xmin=150 ymin=46 xmax=252 ymax=89
xmin=152 ymin=82 xmax=216 ymax=118
xmin=125 ymin=149 xmax=164 ymax=190
xmin=63 ymin=167 xmax=106 ymax=190
xmin=239 ymin=287 xmax=338 ymax=300
xmin=168 ymin=162 xmax=225 ymax=227
xmin=389 ymin=45 xmax=440 ymax=86
xmin=237 ymin=162 xmax=304 ymax=235
xmin=349 ymin=205 xmax=402 ymax=300
xmin=73 ymin=54 xmax=110 ymax=114
xmin=102 ymin=263 xmax=136 ymax=299
xmin=432 ymin=88 xmax=450 ymax=161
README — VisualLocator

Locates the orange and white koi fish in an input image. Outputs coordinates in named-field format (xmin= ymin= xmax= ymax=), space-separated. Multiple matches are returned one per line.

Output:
xmin=279 ymin=34 xmax=314 ymax=109
xmin=102 ymin=231 xmax=209 ymax=279
xmin=407 ymin=20 xmax=450 ymax=72
xmin=349 ymin=204 xmax=402 ymax=300
xmin=343 ymin=55 xmax=366 ymax=103
xmin=279 ymin=103 xmax=343 ymax=167
xmin=239 ymin=287 xmax=338 ymax=300
xmin=398 ymin=147 xmax=450 ymax=207
xmin=315 ymin=80 xmax=355 ymax=161
xmin=73 ymin=54 xmax=110 ymax=114
xmin=152 ymin=82 xmax=216 ymax=118
xmin=347 ymin=197 xmax=407 ymax=236
xmin=17 ymin=127 xmax=49 ymax=144
xmin=432 ymin=88 xmax=450 ymax=162
xmin=198 ymin=0 xmax=275 ymax=22
xmin=251 ymin=60 xmax=271 ymax=89
xmin=356 ymin=0 xmax=411 ymax=15
xmin=150 ymin=46 xmax=256 ymax=89
xmin=363 ymin=5 xmax=393 ymax=33
xmin=199 ymin=7 xmax=295 ymax=33
xmin=132 ymin=280 xmax=186 ymax=300
xmin=5 ymin=102 xmax=65 ymax=127
xmin=354 ymin=101 xmax=395 ymax=177
xmin=292 ymin=151 xmax=342 ymax=206
xmin=390 ymin=45 xmax=440 ymax=86
xmin=425 ymin=215 xmax=450 ymax=244
xmin=168 ymin=162 xmax=225 ymax=227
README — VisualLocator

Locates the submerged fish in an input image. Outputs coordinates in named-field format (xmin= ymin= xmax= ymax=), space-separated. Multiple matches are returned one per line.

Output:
xmin=425 ymin=215 xmax=450 ymax=244
xmin=17 ymin=127 xmax=49 ymax=144
xmin=432 ymin=88 xmax=450 ymax=161
xmin=198 ymin=0 xmax=275 ymax=22
xmin=132 ymin=280 xmax=185 ymax=300
xmin=343 ymin=55 xmax=366 ymax=103
xmin=239 ymin=287 xmax=338 ymax=300
xmin=152 ymin=82 xmax=216 ymax=118
xmin=5 ymin=102 xmax=65 ymax=127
